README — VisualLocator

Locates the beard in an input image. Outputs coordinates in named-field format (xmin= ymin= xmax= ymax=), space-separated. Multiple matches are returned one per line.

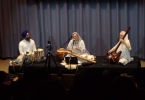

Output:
xmin=26 ymin=37 xmax=30 ymax=41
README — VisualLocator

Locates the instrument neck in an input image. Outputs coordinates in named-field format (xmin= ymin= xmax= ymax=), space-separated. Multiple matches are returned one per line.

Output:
xmin=114 ymin=27 xmax=130 ymax=52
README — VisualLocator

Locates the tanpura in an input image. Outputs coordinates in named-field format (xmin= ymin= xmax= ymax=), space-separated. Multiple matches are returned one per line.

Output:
xmin=106 ymin=27 xmax=131 ymax=63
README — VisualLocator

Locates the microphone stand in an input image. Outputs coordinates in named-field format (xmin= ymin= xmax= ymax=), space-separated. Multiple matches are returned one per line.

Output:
xmin=69 ymin=40 xmax=74 ymax=70
xmin=69 ymin=55 xmax=72 ymax=70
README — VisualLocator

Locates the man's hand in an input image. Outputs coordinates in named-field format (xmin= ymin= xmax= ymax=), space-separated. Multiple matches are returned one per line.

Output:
xmin=120 ymin=39 xmax=130 ymax=50
xmin=108 ymin=50 xmax=112 ymax=54
xmin=108 ymin=48 xmax=115 ymax=54
xmin=120 ymin=39 xmax=125 ymax=44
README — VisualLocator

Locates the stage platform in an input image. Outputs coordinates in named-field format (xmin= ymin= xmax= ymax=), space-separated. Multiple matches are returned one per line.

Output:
xmin=78 ymin=56 xmax=141 ymax=74
xmin=9 ymin=56 xmax=141 ymax=75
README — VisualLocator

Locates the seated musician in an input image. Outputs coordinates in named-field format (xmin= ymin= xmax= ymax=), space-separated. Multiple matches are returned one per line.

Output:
xmin=65 ymin=32 xmax=94 ymax=63
xmin=108 ymin=31 xmax=132 ymax=65
xmin=15 ymin=30 xmax=36 ymax=64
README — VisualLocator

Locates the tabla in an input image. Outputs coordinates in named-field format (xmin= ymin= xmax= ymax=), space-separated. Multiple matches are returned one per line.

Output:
xmin=23 ymin=52 xmax=33 ymax=65
xmin=24 ymin=52 xmax=33 ymax=61
xmin=34 ymin=48 xmax=45 ymax=61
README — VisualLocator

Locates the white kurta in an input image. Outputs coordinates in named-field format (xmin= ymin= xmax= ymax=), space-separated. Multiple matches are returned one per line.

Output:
xmin=19 ymin=39 xmax=36 ymax=55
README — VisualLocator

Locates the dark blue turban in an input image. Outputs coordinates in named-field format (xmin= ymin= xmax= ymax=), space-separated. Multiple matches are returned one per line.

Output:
xmin=21 ymin=30 xmax=28 ymax=38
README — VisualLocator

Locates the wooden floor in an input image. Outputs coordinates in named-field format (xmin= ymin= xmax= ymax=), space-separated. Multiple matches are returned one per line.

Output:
xmin=0 ymin=58 xmax=145 ymax=73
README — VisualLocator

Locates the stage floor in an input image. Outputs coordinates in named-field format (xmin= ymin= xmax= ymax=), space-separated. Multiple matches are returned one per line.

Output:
xmin=9 ymin=56 xmax=141 ymax=75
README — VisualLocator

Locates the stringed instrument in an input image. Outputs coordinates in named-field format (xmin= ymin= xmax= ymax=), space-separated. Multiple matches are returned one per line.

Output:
xmin=56 ymin=36 xmax=72 ymax=61
xmin=56 ymin=48 xmax=68 ymax=61
xmin=106 ymin=27 xmax=131 ymax=63
xmin=56 ymin=48 xmax=96 ymax=63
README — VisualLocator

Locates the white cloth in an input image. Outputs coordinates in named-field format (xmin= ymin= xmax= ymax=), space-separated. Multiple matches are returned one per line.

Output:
xmin=112 ymin=32 xmax=132 ymax=65
xmin=60 ymin=61 xmax=81 ymax=70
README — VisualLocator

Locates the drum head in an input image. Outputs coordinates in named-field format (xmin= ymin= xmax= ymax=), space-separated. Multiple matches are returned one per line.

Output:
xmin=38 ymin=48 xmax=43 ymax=51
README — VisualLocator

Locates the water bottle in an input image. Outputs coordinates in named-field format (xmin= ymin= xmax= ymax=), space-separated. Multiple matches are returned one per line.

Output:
xmin=9 ymin=61 xmax=12 ymax=66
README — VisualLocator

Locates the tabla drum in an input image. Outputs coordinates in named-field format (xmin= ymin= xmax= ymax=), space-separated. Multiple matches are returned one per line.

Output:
xmin=24 ymin=52 xmax=33 ymax=61
xmin=34 ymin=48 xmax=45 ymax=62
xmin=23 ymin=52 xmax=33 ymax=65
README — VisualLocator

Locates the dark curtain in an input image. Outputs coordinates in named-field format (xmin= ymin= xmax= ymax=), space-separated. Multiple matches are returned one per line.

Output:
xmin=0 ymin=0 xmax=145 ymax=59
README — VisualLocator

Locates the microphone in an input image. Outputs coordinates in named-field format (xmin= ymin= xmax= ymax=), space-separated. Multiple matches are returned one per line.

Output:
xmin=72 ymin=39 xmax=75 ymax=52
xmin=73 ymin=40 xmax=75 ymax=45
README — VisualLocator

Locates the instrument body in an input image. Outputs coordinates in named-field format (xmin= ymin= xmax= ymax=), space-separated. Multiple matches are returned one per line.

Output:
xmin=106 ymin=51 xmax=122 ymax=63
xmin=106 ymin=27 xmax=131 ymax=63
xmin=56 ymin=48 xmax=68 ymax=61
xmin=56 ymin=48 xmax=96 ymax=63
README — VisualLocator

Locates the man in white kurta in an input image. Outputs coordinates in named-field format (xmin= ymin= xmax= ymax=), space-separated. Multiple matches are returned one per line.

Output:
xmin=19 ymin=38 xmax=36 ymax=55
xmin=108 ymin=31 xmax=132 ymax=65
xmin=15 ymin=30 xmax=36 ymax=64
